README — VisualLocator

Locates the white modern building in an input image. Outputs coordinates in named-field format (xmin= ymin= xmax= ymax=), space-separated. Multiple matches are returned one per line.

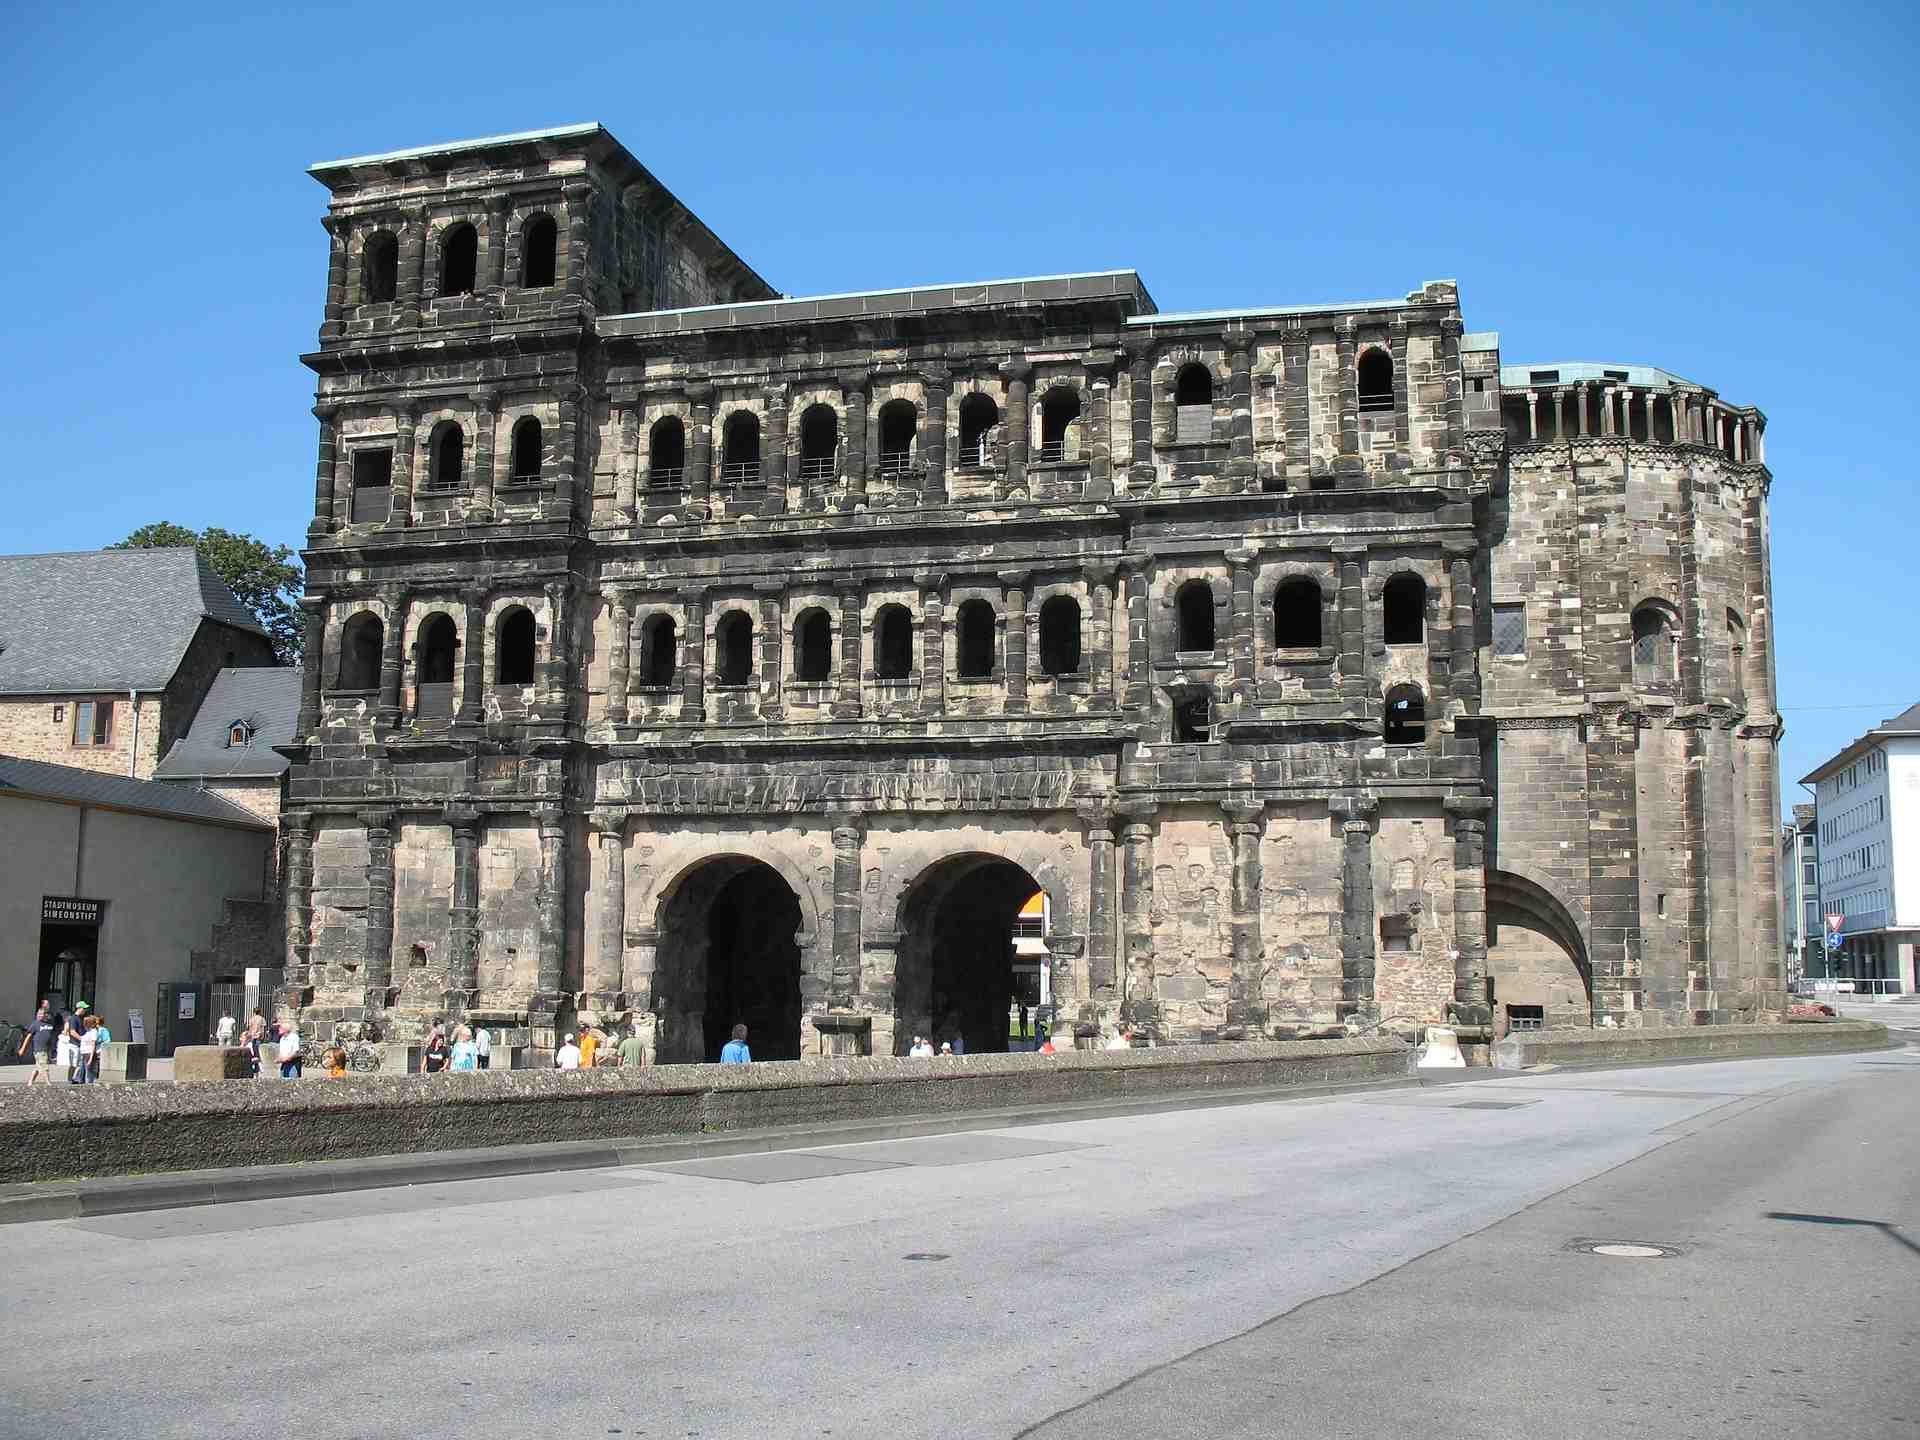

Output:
xmin=1801 ymin=703 xmax=1920 ymax=993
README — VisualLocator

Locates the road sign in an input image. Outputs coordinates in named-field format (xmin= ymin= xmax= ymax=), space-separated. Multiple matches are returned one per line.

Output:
xmin=1826 ymin=931 xmax=1844 ymax=952
xmin=1826 ymin=913 xmax=1846 ymax=933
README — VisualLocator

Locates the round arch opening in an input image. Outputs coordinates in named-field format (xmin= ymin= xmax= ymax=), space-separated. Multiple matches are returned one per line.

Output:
xmin=652 ymin=857 xmax=805 ymax=1063
xmin=893 ymin=855 xmax=1048 ymax=1056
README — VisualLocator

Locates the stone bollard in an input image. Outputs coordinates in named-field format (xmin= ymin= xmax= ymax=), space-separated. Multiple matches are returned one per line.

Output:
xmin=1416 ymin=1025 xmax=1467 ymax=1069
xmin=172 ymin=1046 xmax=253 ymax=1082
xmin=97 ymin=1042 xmax=148 ymax=1085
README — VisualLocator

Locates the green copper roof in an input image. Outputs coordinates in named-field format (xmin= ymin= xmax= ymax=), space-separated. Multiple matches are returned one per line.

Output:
xmin=1500 ymin=361 xmax=1701 ymax=390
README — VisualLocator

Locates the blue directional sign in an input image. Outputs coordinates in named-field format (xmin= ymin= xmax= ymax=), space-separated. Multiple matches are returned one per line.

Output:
xmin=1826 ymin=930 xmax=1844 ymax=951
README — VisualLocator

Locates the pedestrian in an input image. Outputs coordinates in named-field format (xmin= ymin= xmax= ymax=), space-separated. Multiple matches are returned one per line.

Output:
xmin=76 ymin=1015 xmax=100 ymax=1084
xmin=55 ymin=1014 xmax=75 ymax=1082
xmin=422 ymin=1024 xmax=450 ymax=1074
xmin=65 ymin=1003 xmax=91 ymax=1083
xmin=449 ymin=1026 xmax=478 ymax=1072
xmin=1038 ymin=1029 xmax=1057 ymax=1055
xmin=474 ymin=1024 xmax=492 ymax=1071
xmin=323 ymin=1042 xmax=348 ymax=1078
xmin=939 ymin=1041 xmax=955 ymax=1056
xmin=247 ymin=1008 xmax=268 ymax=1045
xmin=91 ymin=1014 xmax=113 ymax=1082
xmin=241 ymin=1024 xmax=262 ymax=1078
xmin=19 ymin=1001 xmax=55 ymax=1085
xmin=719 ymin=1024 xmax=751 ymax=1064
xmin=617 ymin=1023 xmax=646 ymax=1069
xmin=555 ymin=1033 xmax=582 ymax=1070
xmin=910 ymin=1035 xmax=934 ymax=1058
xmin=1105 ymin=1026 xmax=1132 ymax=1051
xmin=277 ymin=1020 xmax=303 ymax=1079
xmin=216 ymin=1012 xmax=237 ymax=1046
xmin=577 ymin=1023 xmax=600 ymax=1070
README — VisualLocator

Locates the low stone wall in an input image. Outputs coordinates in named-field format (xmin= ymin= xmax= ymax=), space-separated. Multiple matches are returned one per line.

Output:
xmin=0 ymin=1039 xmax=1410 ymax=1184
xmin=1507 ymin=1020 xmax=1890 ymax=1069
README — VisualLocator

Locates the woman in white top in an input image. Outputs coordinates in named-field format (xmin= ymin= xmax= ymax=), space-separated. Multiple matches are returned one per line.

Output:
xmin=909 ymin=1035 xmax=935 ymax=1058
xmin=77 ymin=1021 xmax=99 ymax=1084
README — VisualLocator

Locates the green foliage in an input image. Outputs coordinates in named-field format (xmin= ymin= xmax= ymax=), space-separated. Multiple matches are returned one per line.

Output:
xmin=110 ymin=523 xmax=305 ymax=663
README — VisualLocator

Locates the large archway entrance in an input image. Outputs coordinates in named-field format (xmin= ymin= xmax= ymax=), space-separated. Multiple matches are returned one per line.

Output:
xmin=653 ymin=858 xmax=804 ymax=1063
xmin=893 ymin=855 xmax=1046 ymax=1056
xmin=1487 ymin=869 xmax=1594 ymax=1029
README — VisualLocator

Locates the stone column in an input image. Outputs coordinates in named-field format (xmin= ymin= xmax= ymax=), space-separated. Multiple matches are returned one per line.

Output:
xmin=681 ymin=588 xmax=708 ymax=723
xmin=1087 ymin=566 xmax=1116 ymax=711
xmin=1003 ymin=362 xmax=1032 ymax=493
xmin=1127 ymin=348 xmax=1155 ymax=491
xmin=1439 ymin=316 xmax=1466 ymax=458
xmin=614 ymin=403 xmax=640 ymax=521
xmin=363 ymin=809 xmax=396 ymax=993
xmin=541 ymin=580 xmax=571 ymax=717
xmin=295 ymin=597 xmax=325 ymax=738
xmin=1445 ymin=795 xmax=1493 ymax=1018
xmin=1335 ymin=320 xmax=1360 ymax=481
xmin=1226 ymin=549 xmax=1257 ymax=705
xmin=1335 ymin=546 xmax=1366 ymax=701
xmin=385 ymin=405 xmax=417 ymax=531
xmin=447 ymin=805 xmax=482 ymax=998
xmin=841 ymin=371 xmax=868 ymax=510
xmin=1223 ymin=798 xmax=1267 ymax=1037
xmin=535 ymin=804 xmax=568 ymax=997
xmin=320 ymin=217 xmax=349 ymax=341
xmin=469 ymin=391 xmax=498 ymax=522
xmin=586 ymin=811 xmax=626 ymax=1005
xmin=605 ymin=591 xmax=632 ymax=725
xmin=1446 ymin=542 xmax=1478 ymax=706
xmin=922 ymin=371 xmax=949 ymax=505
xmin=830 ymin=814 xmax=864 ymax=1008
xmin=1081 ymin=805 xmax=1118 ymax=1004
xmin=834 ymin=581 xmax=862 ymax=718
xmin=1281 ymin=329 xmax=1312 ymax=478
xmin=376 ymin=588 xmax=406 ymax=727
xmin=686 ymin=382 xmax=713 ymax=520
xmin=1601 ymin=386 xmax=1619 ymax=437
xmin=553 ymin=386 xmax=582 ymax=519
xmin=1123 ymin=558 xmax=1152 ymax=712
xmin=762 ymin=386 xmax=789 ymax=517
xmin=485 ymin=195 xmax=512 ymax=291
xmin=1332 ymin=795 xmax=1377 ymax=1019
xmin=917 ymin=571 xmax=946 ymax=717
xmin=755 ymin=584 xmax=785 ymax=720
xmin=1118 ymin=802 xmax=1158 ymax=1032
xmin=282 ymin=812 xmax=314 ymax=990
xmin=457 ymin=588 xmax=486 ymax=727
xmin=1085 ymin=354 xmax=1115 ymax=500
xmin=562 ymin=182 xmax=591 ymax=301
xmin=1227 ymin=332 xmax=1255 ymax=487
xmin=1001 ymin=571 xmax=1030 ymax=714
xmin=396 ymin=209 xmax=425 ymax=326
xmin=310 ymin=403 xmax=340 ymax=537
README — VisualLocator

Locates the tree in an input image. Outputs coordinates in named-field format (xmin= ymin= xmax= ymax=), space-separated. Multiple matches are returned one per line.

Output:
xmin=110 ymin=523 xmax=305 ymax=663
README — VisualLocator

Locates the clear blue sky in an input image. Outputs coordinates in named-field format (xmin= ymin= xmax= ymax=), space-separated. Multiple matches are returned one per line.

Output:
xmin=3 ymin=1 xmax=1914 ymax=803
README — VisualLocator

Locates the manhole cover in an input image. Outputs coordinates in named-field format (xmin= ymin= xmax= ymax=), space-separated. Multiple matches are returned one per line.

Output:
xmin=902 ymin=1253 xmax=950 ymax=1262
xmin=1565 ymin=1239 xmax=1682 ymax=1258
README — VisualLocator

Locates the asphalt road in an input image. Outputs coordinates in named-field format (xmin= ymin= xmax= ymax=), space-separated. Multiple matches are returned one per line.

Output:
xmin=1 ymin=1046 xmax=1914 ymax=1440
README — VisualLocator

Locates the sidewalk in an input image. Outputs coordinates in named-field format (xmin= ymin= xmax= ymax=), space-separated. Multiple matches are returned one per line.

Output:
xmin=0 ymin=1059 xmax=175 ymax=1085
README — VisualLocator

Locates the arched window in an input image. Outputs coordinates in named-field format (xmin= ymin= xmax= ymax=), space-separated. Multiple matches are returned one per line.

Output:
xmin=1039 ymin=595 xmax=1082 ymax=675
xmin=722 ymin=411 xmax=760 ymax=483
xmin=714 ymin=611 xmax=753 ymax=685
xmin=440 ymin=223 xmax=477 ymax=297
xmin=1357 ymin=349 xmax=1394 ymax=413
xmin=1038 ymin=388 xmax=1081 ymax=463
xmin=1274 ymin=577 xmax=1323 ymax=649
xmin=496 ymin=607 xmax=536 ymax=685
xmin=799 ymin=404 xmax=837 ymax=483
xmin=416 ymin=614 xmax=457 ymax=718
xmin=362 ymin=233 xmax=398 ymax=304
xmin=874 ymin=604 xmax=913 ymax=680
xmin=1175 ymin=363 xmax=1212 ymax=443
xmin=1632 ymin=604 xmax=1676 ymax=688
xmin=1176 ymin=579 xmax=1215 ymax=653
xmin=650 ymin=416 xmax=686 ymax=486
xmin=958 ymin=393 xmax=998 ymax=467
xmin=641 ymin=614 xmax=677 ymax=688
xmin=1727 ymin=609 xmax=1747 ymax=703
xmin=1384 ymin=684 xmax=1426 ymax=745
xmin=877 ymin=400 xmax=917 ymax=478
xmin=427 ymin=421 xmax=464 ymax=492
xmin=794 ymin=608 xmax=833 ymax=682
xmin=335 ymin=613 xmax=384 ymax=690
xmin=956 ymin=599 xmax=995 ymax=679
xmin=1383 ymin=573 xmax=1426 ymax=646
xmin=521 ymin=214 xmax=557 ymax=289
xmin=510 ymin=417 xmax=543 ymax=485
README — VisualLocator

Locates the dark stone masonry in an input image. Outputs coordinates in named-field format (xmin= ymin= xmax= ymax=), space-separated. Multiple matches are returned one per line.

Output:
xmin=282 ymin=123 xmax=1784 ymax=1063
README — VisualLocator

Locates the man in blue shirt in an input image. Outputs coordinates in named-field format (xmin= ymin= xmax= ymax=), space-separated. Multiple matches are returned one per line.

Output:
xmin=719 ymin=1024 xmax=751 ymax=1064
xmin=18 ymin=1002 xmax=56 ymax=1085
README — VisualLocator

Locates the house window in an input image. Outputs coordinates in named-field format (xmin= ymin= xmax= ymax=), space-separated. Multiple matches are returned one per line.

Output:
xmin=496 ymin=608 xmax=536 ymax=685
xmin=51 ymin=705 xmax=65 ymax=724
xmin=1506 ymin=1005 xmax=1544 ymax=1032
xmin=521 ymin=215 xmax=558 ymax=288
xmin=1038 ymin=388 xmax=1080 ymax=463
xmin=510 ymin=418 xmax=543 ymax=485
xmin=1357 ymin=349 xmax=1394 ymax=413
xmin=426 ymin=422 xmax=465 ymax=492
xmin=1039 ymin=595 xmax=1082 ymax=675
xmin=794 ymin=609 xmax=833 ymax=682
xmin=1384 ymin=684 xmax=1426 ymax=745
xmin=1492 ymin=603 xmax=1527 ymax=658
xmin=362 ymin=233 xmax=398 ymax=303
xmin=650 ymin=417 xmax=686 ymax=486
xmin=641 ymin=614 xmax=678 ymax=688
xmin=350 ymin=449 xmax=393 ymax=524
xmin=958 ymin=393 xmax=998 ymax=467
xmin=722 ymin=411 xmax=761 ymax=484
xmin=415 ymin=614 xmax=457 ymax=718
xmin=799 ymin=405 xmax=838 ymax=483
xmin=71 ymin=699 xmax=114 ymax=747
xmin=335 ymin=614 xmax=384 ymax=691
xmin=440 ymin=223 xmax=478 ymax=297
xmin=873 ymin=605 xmax=913 ymax=680
xmin=956 ymin=599 xmax=995 ymax=679
xmin=1274 ymin=578 xmax=1322 ymax=650
xmin=877 ymin=400 xmax=917 ymax=478
xmin=227 ymin=721 xmax=252 ymax=748
xmin=1632 ymin=604 xmax=1677 ymax=688
xmin=715 ymin=611 xmax=754 ymax=685
xmin=1174 ymin=364 xmax=1212 ymax=443
xmin=1383 ymin=573 xmax=1426 ymax=646
xmin=1176 ymin=580 xmax=1215 ymax=653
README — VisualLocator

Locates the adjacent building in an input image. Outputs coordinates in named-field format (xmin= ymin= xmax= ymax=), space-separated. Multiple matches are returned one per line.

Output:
xmin=1801 ymin=704 xmax=1920 ymax=994
xmin=1781 ymin=803 xmax=1819 ymax=983
xmin=281 ymin=123 xmax=1784 ymax=1061
xmin=0 ymin=549 xmax=277 ymax=780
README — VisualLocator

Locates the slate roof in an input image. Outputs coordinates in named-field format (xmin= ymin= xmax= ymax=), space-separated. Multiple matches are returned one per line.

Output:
xmin=153 ymin=668 xmax=302 ymax=781
xmin=0 ymin=549 xmax=266 ymax=696
xmin=1797 ymin=700 xmax=1920 ymax=785
xmin=0 ymin=755 xmax=270 ymax=829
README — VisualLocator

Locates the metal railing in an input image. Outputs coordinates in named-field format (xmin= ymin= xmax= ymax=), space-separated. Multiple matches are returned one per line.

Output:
xmin=877 ymin=453 xmax=915 ymax=478
xmin=798 ymin=457 xmax=835 ymax=483
xmin=1034 ymin=441 xmax=1067 ymax=464
xmin=1358 ymin=392 xmax=1395 ymax=413
xmin=958 ymin=442 xmax=992 ymax=468
xmin=720 ymin=460 xmax=760 ymax=484
xmin=649 ymin=466 xmax=686 ymax=488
